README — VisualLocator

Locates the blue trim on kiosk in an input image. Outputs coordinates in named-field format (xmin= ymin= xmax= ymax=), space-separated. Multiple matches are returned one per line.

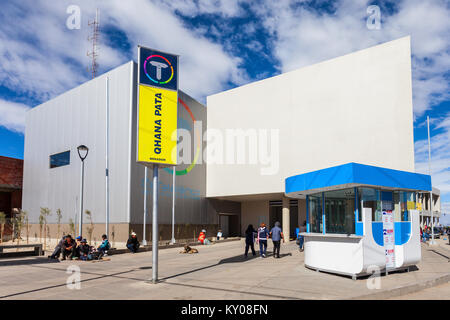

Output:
xmin=306 ymin=195 xmax=310 ymax=232
xmin=285 ymin=162 xmax=432 ymax=196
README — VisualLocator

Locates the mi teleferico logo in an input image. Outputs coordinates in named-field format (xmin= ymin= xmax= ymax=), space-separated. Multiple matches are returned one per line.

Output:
xmin=139 ymin=47 xmax=178 ymax=91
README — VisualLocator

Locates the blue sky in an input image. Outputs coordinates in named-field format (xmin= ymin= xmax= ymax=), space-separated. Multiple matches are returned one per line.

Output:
xmin=0 ymin=0 xmax=449 ymax=211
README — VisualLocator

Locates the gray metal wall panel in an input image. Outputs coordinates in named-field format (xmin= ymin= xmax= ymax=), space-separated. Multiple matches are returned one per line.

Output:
xmin=22 ymin=62 xmax=134 ymax=225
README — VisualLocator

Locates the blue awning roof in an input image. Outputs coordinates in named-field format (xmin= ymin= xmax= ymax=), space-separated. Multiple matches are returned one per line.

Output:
xmin=285 ymin=163 xmax=431 ymax=197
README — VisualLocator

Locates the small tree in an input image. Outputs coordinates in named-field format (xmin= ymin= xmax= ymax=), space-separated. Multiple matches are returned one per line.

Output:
xmin=111 ymin=226 xmax=115 ymax=248
xmin=85 ymin=210 xmax=94 ymax=244
xmin=56 ymin=209 xmax=62 ymax=237
xmin=69 ymin=218 xmax=75 ymax=237
xmin=46 ymin=225 xmax=51 ymax=250
xmin=38 ymin=213 xmax=44 ymax=242
xmin=0 ymin=212 xmax=6 ymax=243
xmin=23 ymin=211 xmax=29 ymax=244
xmin=39 ymin=207 xmax=51 ymax=248
xmin=14 ymin=211 xmax=25 ymax=245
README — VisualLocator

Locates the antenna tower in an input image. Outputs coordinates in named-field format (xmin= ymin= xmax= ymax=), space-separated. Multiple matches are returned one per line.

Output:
xmin=87 ymin=9 xmax=100 ymax=79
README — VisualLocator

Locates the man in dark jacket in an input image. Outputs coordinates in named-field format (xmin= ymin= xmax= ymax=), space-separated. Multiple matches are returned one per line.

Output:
xmin=126 ymin=232 xmax=140 ymax=253
xmin=61 ymin=235 xmax=77 ymax=260
xmin=78 ymin=239 xmax=91 ymax=261
xmin=244 ymin=224 xmax=257 ymax=257
xmin=48 ymin=235 xmax=66 ymax=260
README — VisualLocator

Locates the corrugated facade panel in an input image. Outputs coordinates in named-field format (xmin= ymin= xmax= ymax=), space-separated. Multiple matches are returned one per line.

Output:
xmin=22 ymin=62 xmax=134 ymax=224
xmin=22 ymin=60 xmax=226 ymax=235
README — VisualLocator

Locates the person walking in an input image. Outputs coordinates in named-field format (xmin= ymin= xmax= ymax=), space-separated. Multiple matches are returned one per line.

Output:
xmin=244 ymin=224 xmax=257 ymax=257
xmin=298 ymin=221 xmax=307 ymax=252
xmin=257 ymin=223 xmax=269 ymax=258
xmin=270 ymin=221 xmax=284 ymax=258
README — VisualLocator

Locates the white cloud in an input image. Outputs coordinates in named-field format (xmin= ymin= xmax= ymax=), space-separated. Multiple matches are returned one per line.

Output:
xmin=159 ymin=0 xmax=244 ymax=18
xmin=249 ymin=0 xmax=450 ymax=116
xmin=0 ymin=99 xmax=31 ymax=133
xmin=0 ymin=0 xmax=248 ymax=106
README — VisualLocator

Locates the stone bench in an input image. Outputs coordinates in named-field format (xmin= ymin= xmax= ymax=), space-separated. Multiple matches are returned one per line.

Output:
xmin=0 ymin=244 xmax=43 ymax=257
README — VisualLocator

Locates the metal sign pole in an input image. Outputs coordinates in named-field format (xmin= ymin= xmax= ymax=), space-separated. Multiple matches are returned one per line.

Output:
xmin=78 ymin=160 xmax=84 ymax=237
xmin=143 ymin=166 xmax=148 ymax=246
xmin=105 ymin=77 xmax=110 ymax=239
xmin=152 ymin=164 xmax=159 ymax=283
xmin=171 ymin=166 xmax=176 ymax=244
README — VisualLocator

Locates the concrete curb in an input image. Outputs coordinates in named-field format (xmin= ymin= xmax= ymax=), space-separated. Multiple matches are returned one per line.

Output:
xmin=353 ymin=273 xmax=450 ymax=300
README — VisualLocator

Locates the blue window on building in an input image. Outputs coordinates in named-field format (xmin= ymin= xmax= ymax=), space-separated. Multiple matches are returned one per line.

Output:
xmin=49 ymin=151 xmax=70 ymax=168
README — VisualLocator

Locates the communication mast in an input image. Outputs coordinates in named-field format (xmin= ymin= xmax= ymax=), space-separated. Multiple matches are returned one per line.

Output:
xmin=87 ymin=9 xmax=100 ymax=79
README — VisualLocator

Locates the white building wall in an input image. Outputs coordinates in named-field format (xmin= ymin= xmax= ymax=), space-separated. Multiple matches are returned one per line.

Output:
xmin=206 ymin=37 xmax=415 ymax=198
xmin=22 ymin=62 xmax=134 ymax=224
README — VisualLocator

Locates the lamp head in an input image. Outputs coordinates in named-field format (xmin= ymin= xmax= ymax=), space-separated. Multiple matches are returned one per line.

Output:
xmin=77 ymin=145 xmax=89 ymax=161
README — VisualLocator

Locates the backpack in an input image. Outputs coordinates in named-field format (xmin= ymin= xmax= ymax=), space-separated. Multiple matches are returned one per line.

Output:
xmin=258 ymin=227 xmax=267 ymax=239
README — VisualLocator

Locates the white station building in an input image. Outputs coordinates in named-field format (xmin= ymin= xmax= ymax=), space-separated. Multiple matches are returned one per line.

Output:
xmin=22 ymin=36 xmax=439 ymax=276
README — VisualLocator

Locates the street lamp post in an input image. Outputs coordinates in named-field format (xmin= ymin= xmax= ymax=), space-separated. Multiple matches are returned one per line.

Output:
xmin=427 ymin=116 xmax=435 ymax=245
xmin=77 ymin=145 xmax=89 ymax=237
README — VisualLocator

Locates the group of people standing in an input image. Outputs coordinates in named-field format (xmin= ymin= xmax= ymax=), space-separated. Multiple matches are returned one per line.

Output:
xmin=244 ymin=221 xmax=307 ymax=258
xmin=244 ymin=222 xmax=285 ymax=258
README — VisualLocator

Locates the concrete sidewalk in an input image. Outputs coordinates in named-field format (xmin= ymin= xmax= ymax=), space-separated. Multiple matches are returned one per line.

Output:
xmin=0 ymin=239 xmax=448 ymax=300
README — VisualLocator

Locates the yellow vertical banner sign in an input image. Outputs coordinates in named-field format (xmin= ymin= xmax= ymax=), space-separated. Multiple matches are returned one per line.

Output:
xmin=138 ymin=85 xmax=178 ymax=165
xmin=137 ymin=46 xmax=178 ymax=166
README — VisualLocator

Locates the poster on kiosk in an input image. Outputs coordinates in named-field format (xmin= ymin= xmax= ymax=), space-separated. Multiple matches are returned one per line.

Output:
xmin=382 ymin=201 xmax=395 ymax=269
xmin=137 ymin=46 xmax=179 ymax=167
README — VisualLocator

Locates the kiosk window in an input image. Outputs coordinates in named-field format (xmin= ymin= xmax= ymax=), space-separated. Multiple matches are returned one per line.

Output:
xmin=308 ymin=194 xmax=322 ymax=233
xmin=359 ymin=188 xmax=382 ymax=222
xmin=324 ymin=188 xmax=355 ymax=235
xmin=400 ymin=191 xmax=415 ymax=221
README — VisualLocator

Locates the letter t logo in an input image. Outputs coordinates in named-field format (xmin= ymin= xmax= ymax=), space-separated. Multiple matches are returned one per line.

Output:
xmin=150 ymin=61 xmax=168 ymax=80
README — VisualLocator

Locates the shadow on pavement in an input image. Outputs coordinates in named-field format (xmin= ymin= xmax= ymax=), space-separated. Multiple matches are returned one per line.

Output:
xmin=0 ymin=257 xmax=60 ymax=267
xmin=161 ymin=251 xmax=293 ymax=282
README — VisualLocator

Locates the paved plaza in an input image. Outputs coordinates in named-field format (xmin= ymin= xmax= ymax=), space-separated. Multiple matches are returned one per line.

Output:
xmin=0 ymin=239 xmax=449 ymax=300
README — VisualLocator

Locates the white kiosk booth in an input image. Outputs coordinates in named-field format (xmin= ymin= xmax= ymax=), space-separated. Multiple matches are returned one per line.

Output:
xmin=285 ymin=163 xmax=432 ymax=279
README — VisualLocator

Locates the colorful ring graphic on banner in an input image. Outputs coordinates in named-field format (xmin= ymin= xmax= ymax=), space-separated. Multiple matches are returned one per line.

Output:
xmin=164 ymin=98 xmax=201 ymax=176
xmin=144 ymin=54 xmax=174 ymax=84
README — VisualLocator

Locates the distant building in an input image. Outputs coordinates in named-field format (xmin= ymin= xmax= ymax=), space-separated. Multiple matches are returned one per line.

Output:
xmin=416 ymin=187 xmax=441 ymax=227
xmin=0 ymin=155 xmax=23 ymax=218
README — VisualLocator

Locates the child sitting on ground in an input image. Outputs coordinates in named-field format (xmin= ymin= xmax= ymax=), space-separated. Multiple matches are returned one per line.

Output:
xmin=78 ymin=239 xmax=93 ymax=261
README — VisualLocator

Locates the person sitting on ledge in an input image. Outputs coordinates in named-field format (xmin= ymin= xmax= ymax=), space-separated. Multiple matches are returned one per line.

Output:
xmin=198 ymin=229 xmax=211 ymax=245
xmin=98 ymin=234 xmax=110 ymax=257
xmin=126 ymin=232 xmax=140 ymax=253
xmin=78 ymin=239 xmax=92 ymax=261
xmin=61 ymin=235 xmax=77 ymax=261
xmin=48 ymin=235 xmax=66 ymax=260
